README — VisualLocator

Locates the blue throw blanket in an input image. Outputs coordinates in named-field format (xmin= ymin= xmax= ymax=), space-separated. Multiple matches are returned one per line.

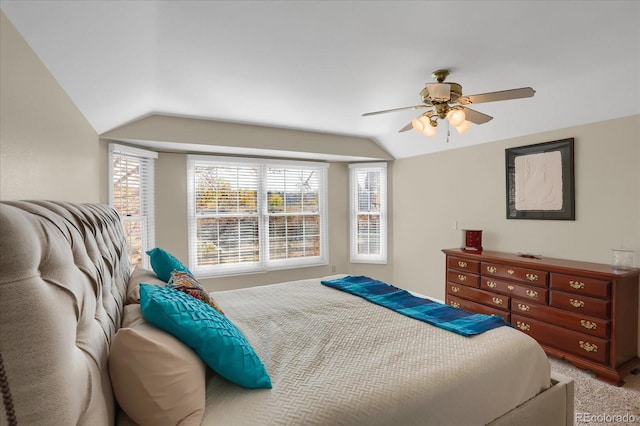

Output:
xmin=321 ymin=275 xmax=508 ymax=337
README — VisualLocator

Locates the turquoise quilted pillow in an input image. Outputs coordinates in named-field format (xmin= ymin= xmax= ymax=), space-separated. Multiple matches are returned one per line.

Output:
xmin=146 ymin=247 xmax=192 ymax=282
xmin=139 ymin=284 xmax=272 ymax=389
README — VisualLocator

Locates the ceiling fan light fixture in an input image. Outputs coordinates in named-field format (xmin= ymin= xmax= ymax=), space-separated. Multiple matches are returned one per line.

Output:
xmin=412 ymin=115 xmax=437 ymax=137
xmin=412 ymin=115 xmax=433 ymax=132
xmin=455 ymin=120 xmax=471 ymax=135
xmin=421 ymin=124 xmax=437 ymax=137
xmin=411 ymin=116 xmax=427 ymax=133
xmin=447 ymin=108 xmax=466 ymax=127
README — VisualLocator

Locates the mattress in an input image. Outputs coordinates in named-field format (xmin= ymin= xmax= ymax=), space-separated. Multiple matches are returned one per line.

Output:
xmin=201 ymin=275 xmax=551 ymax=426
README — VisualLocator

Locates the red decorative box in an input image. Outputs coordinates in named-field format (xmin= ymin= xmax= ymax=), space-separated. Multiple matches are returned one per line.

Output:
xmin=462 ymin=229 xmax=483 ymax=252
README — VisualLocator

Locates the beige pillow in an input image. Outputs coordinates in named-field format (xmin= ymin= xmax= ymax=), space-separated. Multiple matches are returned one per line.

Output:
xmin=121 ymin=304 xmax=147 ymax=329
xmin=126 ymin=266 xmax=166 ymax=304
xmin=109 ymin=306 xmax=206 ymax=426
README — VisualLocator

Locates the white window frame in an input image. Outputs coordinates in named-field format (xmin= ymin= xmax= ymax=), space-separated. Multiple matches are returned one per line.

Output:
xmin=108 ymin=143 xmax=157 ymax=270
xmin=349 ymin=162 xmax=387 ymax=264
xmin=187 ymin=155 xmax=329 ymax=277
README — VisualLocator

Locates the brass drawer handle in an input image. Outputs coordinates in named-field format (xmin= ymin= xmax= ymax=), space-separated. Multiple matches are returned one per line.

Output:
xmin=450 ymin=301 xmax=460 ymax=308
xmin=507 ymin=269 xmax=515 ymax=275
xmin=458 ymin=261 xmax=467 ymax=268
xmin=526 ymin=273 xmax=538 ymax=281
xmin=517 ymin=303 xmax=530 ymax=312
xmin=451 ymin=286 xmax=460 ymax=293
xmin=580 ymin=320 xmax=597 ymax=330
xmin=457 ymin=274 xmax=467 ymax=281
xmin=525 ymin=289 xmax=538 ymax=298
xmin=569 ymin=280 xmax=585 ymax=290
xmin=486 ymin=281 xmax=497 ymax=289
xmin=491 ymin=297 xmax=503 ymax=305
xmin=569 ymin=298 xmax=585 ymax=308
xmin=579 ymin=341 xmax=598 ymax=353
xmin=516 ymin=321 xmax=531 ymax=331
xmin=487 ymin=266 xmax=497 ymax=273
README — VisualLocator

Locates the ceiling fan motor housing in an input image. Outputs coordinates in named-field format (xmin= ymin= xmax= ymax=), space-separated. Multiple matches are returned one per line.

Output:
xmin=420 ymin=82 xmax=462 ymax=104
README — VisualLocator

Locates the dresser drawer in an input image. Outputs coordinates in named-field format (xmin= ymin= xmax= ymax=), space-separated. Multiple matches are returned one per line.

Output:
xmin=447 ymin=256 xmax=480 ymax=274
xmin=446 ymin=295 xmax=510 ymax=323
xmin=550 ymin=291 xmax=610 ymax=319
xmin=447 ymin=270 xmax=479 ymax=288
xmin=447 ymin=283 xmax=509 ymax=311
xmin=512 ymin=299 xmax=609 ymax=339
xmin=512 ymin=314 xmax=609 ymax=364
xmin=550 ymin=273 xmax=610 ymax=299
xmin=481 ymin=277 xmax=548 ymax=304
xmin=482 ymin=262 xmax=548 ymax=287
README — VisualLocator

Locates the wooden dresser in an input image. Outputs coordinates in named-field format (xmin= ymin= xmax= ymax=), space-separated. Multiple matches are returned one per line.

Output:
xmin=443 ymin=248 xmax=640 ymax=386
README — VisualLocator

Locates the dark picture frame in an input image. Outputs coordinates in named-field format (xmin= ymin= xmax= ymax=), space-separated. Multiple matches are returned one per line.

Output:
xmin=505 ymin=138 xmax=575 ymax=220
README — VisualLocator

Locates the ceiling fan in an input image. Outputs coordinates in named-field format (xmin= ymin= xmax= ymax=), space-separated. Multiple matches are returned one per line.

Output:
xmin=362 ymin=69 xmax=535 ymax=137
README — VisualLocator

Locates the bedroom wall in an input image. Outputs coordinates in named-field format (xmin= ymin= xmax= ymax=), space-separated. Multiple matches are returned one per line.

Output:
xmin=392 ymin=114 xmax=640 ymax=352
xmin=0 ymin=11 xmax=99 ymax=202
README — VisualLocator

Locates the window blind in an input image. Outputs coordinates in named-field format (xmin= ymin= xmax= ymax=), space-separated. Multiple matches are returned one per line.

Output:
xmin=349 ymin=163 xmax=387 ymax=264
xmin=187 ymin=156 xmax=328 ymax=277
xmin=109 ymin=144 xmax=157 ymax=270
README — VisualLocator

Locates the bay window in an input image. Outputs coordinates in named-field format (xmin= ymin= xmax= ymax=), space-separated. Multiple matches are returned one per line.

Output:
xmin=187 ymin=156 xmax=328 ymax=276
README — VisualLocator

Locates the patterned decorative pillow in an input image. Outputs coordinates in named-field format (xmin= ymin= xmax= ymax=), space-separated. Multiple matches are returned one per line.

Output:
xmin=167 ymin=270 xmax=224 ymax=315
xmin=139 ymin=284 xmax=272 ymax=389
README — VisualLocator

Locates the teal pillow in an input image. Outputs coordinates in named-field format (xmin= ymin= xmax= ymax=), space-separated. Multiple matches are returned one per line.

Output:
xmin=139 ymin=284 xmax=272 ymax=389
xmin=146 ymin=247 xmax=192 ymax=282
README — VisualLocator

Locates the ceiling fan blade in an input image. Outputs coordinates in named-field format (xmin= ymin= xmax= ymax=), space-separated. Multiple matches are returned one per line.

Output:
xmin=362 ymin=104 xmax=428 ymax=116
xmin=462 ymin=107 xmax=493 ymax=124
xmin=458 ymin=87 xmax=535 ymax=105
xmin=398 ymin=122 xmax=414 ymax=132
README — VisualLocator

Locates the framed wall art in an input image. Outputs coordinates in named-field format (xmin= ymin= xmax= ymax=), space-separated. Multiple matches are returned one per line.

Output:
xmin=505 ymin=138 xmax=575 ymax=220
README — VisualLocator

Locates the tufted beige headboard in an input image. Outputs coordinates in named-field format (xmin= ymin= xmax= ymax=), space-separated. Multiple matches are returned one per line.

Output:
xmin=0 ymin=201 xmax=131 ymax=426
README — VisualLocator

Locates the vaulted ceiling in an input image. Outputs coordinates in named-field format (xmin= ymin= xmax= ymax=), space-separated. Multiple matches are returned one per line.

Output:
xmin=2 ymin=1 xmax=639 ymax=159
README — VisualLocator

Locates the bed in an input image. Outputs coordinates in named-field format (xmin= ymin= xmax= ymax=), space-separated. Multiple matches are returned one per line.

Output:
xmin=0 ymin=201 xmax=574 ymax=426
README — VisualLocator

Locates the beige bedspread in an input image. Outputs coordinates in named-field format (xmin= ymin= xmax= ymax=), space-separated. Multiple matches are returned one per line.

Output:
xmin=201 ymin=275 xmax=551 ymax=426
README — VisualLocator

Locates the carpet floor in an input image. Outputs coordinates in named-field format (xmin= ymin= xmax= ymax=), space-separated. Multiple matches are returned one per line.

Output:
xmin=548 ymin=357 xmax=640 ymax=425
